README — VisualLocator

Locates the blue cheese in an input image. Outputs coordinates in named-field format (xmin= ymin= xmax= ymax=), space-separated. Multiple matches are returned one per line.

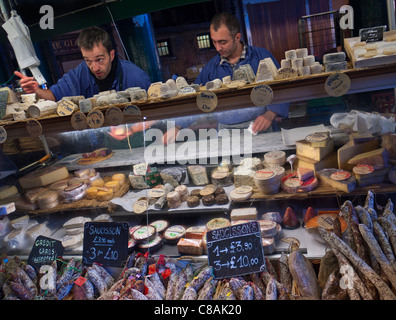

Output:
xmin=323 ymin=52 xmax=346 ymax=64
xmin=188 ymin=166 xmax=208 ymax=186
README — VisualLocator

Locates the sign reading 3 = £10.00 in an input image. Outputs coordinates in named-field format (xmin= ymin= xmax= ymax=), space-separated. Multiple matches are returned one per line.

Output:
xmin=206 ymin=221 xmax=266 ymax=279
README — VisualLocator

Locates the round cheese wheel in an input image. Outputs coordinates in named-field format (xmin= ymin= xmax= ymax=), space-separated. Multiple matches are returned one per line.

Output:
xmin=91 ymin=178 xmax=105 ymax=187
xmin=206 ymin=218 xmax=230 ymax=231
xmin=112 ymin=173 xmax=126 ymax=185
xmin=104 ymin=180 xmax=120 ymax=192
xmin=62 ymin=182 xmax=87 ymax=199
xmin=305 ymin=132 xmax=329 ymax=143
xmin=230 ymin=186 xmax=253 ymax=201
xmin=261 ymin=212 xmax=282 ymax=224
xmin=37 ymin=190 xmax=59 ymax=205
xmin=261 ymin=237 xmax=275 ymax=254
xmin=49 ymin=180 xmax=68 ymax=193
xmin=264 ymin=150 xmax=286 ymax=166
xmin=163 ymin=225 xmax=186 ymax=243
xmin=259 ymin=220 xmax=278 ymax=237
xmin=175 ymin=184 xmax=188 ymax=196
xmin=85 ymin=187 xmax=98 ymax=200
xmin=132 ymin=225 xmax=157 ymax=242
xmin=148 ymin=185 xmax=165 ymax=198
xmin=167 ymin=191 xmax=180 ymax=202
xmin=96 ymin=187 xmax=113 ymax=201
xmin=133 ymin=199 xmax=148 ymax=214
xmin=149 ymin=220 xmax=169 ymax=233
xmin=137 ymin=234 xmax=163 ymax=252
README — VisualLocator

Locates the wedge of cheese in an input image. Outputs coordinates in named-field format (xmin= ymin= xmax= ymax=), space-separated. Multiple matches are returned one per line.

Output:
xmin=296 ymin=152 xmax=338 ymax=173
xmin=337 ymin=139 xmax=379 ymax=171
xmin=19 ymin=166 xmax=69 ymax=189
xmin=347 ymin=148 xmax=389 ymax=169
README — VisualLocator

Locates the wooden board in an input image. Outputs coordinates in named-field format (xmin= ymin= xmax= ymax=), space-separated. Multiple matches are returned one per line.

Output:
xmin=77 ymin=152 xmax=114 ymax=165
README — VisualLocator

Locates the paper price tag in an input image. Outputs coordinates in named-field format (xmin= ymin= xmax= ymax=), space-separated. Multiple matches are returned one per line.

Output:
xmin=196 ymin=91 xmax=218 ymax=113
xmin=26 ymin=119 xmax=42 ymax=137
xmin=87 ymin=109 xmax=105 ymax=129
xmin=325 ymin=72 xmax=351 ymax=97
xmin=123 ymin=105 xmax=141 ymax=115
xmin=57 ymin=100 xmax=77 ymax=116
xmin=71 ymin=111 xmax=88 ymax=131
xmin=106 ymin=106 xmax=123 ymax=126
xmin=0 ymin=126 xmax=7 ymax=144
xmin=250 ymin=84 xmax=274 ymax=106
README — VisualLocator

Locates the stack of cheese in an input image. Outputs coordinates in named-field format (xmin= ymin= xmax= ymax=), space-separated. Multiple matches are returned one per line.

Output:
xmin=323 ymin=52 xmax=348 ymax=73
xmin=85 ymin=172 xmax=126 ymax=202
xmin=16 ymin=166 xmax=70 ymax=211
xmin=129 ymin=163 xmax=150 ymax=189
xmin=296 ymin=131 xmax=337 ymax=173
xmin=382 ymin=133 xmax=396 ymax=184
xmin=280 ymin=48 xmax=323 ymax=78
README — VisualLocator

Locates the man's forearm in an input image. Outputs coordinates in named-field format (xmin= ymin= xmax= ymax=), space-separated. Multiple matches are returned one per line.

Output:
xmin=36 ymin=88 xmax=56 ymax=101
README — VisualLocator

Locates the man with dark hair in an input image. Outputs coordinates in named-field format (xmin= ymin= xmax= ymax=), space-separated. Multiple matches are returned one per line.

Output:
xmin=163 ymin=12 xmax=289 ymax=144
xmin=15 ymin=26 xmax=151 ymax=101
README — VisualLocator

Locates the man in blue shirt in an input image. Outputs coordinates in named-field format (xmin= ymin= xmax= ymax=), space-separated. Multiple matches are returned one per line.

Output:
xmin=163 ymin=12 xmax=289 ymax=144
xmin=15 ymin=26 xmax=151 ymax=101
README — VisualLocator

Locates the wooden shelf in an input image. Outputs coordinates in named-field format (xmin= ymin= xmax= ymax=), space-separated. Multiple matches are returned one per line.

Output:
xmin=2 ymin=64 xmax=396 ymax=140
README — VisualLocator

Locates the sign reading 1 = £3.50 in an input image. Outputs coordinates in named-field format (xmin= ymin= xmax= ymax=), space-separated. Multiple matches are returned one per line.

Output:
xmin=82 ymin=221 xmax=129 ymax=267
xmin=206 ymin=221 xmax=266 ymax=279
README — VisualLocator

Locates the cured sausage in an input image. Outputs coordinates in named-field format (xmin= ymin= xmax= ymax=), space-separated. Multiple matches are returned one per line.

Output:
xmin=318 ymin=227 xmax=395 ymax=300
xmin=265 ymin=277 xmax=277 ymax=300
xmin=373 ymin=221 xmax=396 ymax=272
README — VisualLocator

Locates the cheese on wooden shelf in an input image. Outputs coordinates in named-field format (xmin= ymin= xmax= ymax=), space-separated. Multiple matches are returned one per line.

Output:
xmin=317 ymin=168 xmax=356 ymax=193
xmin=337 ymin=139 xmax=379 ymax=171
xmin=347 ymin=148 xmax=389 ymax=169
xmin=230 ymin=207 xmax=258 ymax=221
xmin=0 ymin=185 xmax=19 ymax=200
xmin=296 ymin=138 xmax=334 ymax=161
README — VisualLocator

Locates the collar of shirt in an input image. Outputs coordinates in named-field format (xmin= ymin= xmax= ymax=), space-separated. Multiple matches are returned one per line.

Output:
xmin=219 ymin=42 xmax=247 ymax=69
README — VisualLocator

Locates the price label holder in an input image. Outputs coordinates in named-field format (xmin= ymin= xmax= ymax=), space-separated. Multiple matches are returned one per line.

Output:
xmin=250 ymin=84 xmax=274 ymax=106
xmin=57 ymin=99 xmax=77 ymax=116
xmin=27 ymin=235 xmax=64 ymax=269
xmin=196 ymin=91 xmax=218 ymax=113
xmin=0 ymin=126 xmax=7 ymax=144
xmin=26 ymin=119 xmax=43 ymax=137
xmin=206 ymin=221 xmax=266 ymax=279
xmin=82 ymin=221 xmax=129 ymax=267
xmin=71 ymin=111 xmax=88 ymax=131
xmin=123 ymin=105 xmax=141 ymax=116
xmin=324 ymin=72 xmax=351 ymax=97
xmin=105 ymin=106 xmax=123 ymax=126
xmin=87 ymin=109 xmax=105 ymax=129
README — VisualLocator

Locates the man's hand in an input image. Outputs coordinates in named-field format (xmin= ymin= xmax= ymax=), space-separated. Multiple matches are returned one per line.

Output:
xmin=251 ymin=110 xmax=276 ymax=134
xmin=14 ymin=71 xmax=39 ymax=94
xmin=162 ymin=126 xmax=180 ymax=145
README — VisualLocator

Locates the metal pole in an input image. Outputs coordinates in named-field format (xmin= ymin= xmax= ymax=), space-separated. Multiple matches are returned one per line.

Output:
xmin=387 ymin=0 xmax=396 ymax=30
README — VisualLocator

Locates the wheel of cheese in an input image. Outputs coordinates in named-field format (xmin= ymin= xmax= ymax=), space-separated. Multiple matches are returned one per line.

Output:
xmin=261 ymin=212 xmax=282 ymax=224
xmin=37 ymin=190 xmax=59 ymax=210
xmin=261 ymin=237 xmax=275 ymax=255
xmin=187 ymin=195 xmax=200 ymax=207
xmin=133 ymin=199 xmax=148 ymax=214
xmin=200 ymin=187 xmax=215 ymax=197
xmin=132 ymin=225 xmax=157 ymax=243
xmin=202 ymin=194 xmax=215 ymax=206
xmin=62 ymin=182 xmax=87 ymax=198
xmin=264 ymin=150 xmax=286 ymax=166
xmin=167 ymin=199 xmax=181 ymax=209
xmin=25 ymin=187 xmax=49 ymax=203
xmin=91 ymin=178 xmax=105 ymax=188
xmin=206 ymin=217 xmax=230 ymax=231
xmin=175 ymin=184 xmax=188 ymax=196
xmin=167 ymin=191 xmax=180 ymax=202
xmin=96 ymin=187 xmax=113 ymax=201
xmin=163 ymin=225 xmax=186 ymax=243
xmin=61 ymin=233 xmax=83 ymax=250
xmin=49 ymin=180 xmax=68 ymax=193
xmin=112 ymin=173 xmax=126 ymax=185
xmin=215 ymin=193 xmax=229 ymax=205
xmin=148 ymin=185 xmax=165 ymax=198
xmin=254 ymin=169 xmax=280 ymax=194
xmin=281 ymin=173 xmax=318 ymax=193
xmin=85 ymin=187 xmax=98 ymax=200
xmin=259 ymin=220 xmax=278 ymax=237
xmin=230 ymin=186 xmax=253 ymax=201
xmin=104 ymin=180 xmax=120 ymax=192
xmin=137 ymin=234 xmax=163 ymax=252
xmin=149 ymin=220 xmax=169 ymax=233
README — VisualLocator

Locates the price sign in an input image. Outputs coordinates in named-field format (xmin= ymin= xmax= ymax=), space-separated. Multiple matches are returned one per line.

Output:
xmin=250 ymin=84 xmax=274 ymax=106
xmin=71 ymin=111 xmax=88 ymax=131
xmin=360 ymin=26 xmax=385 ymax=43
xmin=0 ymin=126 xmax=7 ymax=144
xmin=87 ymin=109 xmax=105 ymax=129
xmin=105 ymin=106 xmax=123 ymax=126
xmin=27 ymin=235 xmax=64 ymax=269
xmin=26 ymin=119 xmax=42 ymax=137
xmin=325 ymin=72 xmax=351 ymax=97
xmin=123 ymin=105 xmax=141 ymax=115
xmin=82 ymin=221 xmax=128 ymax=267
xmin=206 ymin=221 xmax=266 ymax=279
xmin=196 ymin=91 xmax=218 ymax=113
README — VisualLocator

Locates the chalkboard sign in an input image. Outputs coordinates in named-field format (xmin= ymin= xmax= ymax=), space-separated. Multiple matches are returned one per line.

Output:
xmin=360 ymin=26 xmax=386 ymax=43
xmin=206 ymin=221 xmax=266 ymax=279
xmin=82 ymin=221 xmax=128 ymax=267
xmin=27 ymin=235 xmax=64 ymax=269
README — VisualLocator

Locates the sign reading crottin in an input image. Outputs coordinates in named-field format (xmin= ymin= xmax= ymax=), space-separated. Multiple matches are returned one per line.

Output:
xmin=206 ymin=221 xmax=266 ymax=279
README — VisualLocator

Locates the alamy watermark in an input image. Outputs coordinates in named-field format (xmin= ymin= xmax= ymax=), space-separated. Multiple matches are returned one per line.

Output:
xmin=143 ymin=121 xmax=253 ymax=165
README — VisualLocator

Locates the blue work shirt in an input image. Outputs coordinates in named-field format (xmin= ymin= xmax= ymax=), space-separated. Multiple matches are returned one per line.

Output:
xmin=50 ymin=59 xmax=151 ymax=101
xmin=174 ymin=45 xmax=289 ymax=130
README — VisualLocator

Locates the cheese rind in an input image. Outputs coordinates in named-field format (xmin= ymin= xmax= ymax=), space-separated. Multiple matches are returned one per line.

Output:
xmin=230 ymin=207 xmax=258 ymax=221
xmin=296 ymin=138 xmax=334 ymax=161
xmin=19 ymin=166 xmax=69 ymax=189
xmin=347 ymin=148 xmax=389 ymax=169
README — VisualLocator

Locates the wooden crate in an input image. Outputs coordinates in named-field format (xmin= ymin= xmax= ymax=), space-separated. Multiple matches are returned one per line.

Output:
xmin=344 ymin=30 xmax=396 ymax=69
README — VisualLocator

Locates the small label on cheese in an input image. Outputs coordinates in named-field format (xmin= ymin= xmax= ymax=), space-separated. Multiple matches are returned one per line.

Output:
xmin=325 ymin=72 xmax=351 ymax=97
xmin=105 ymin=107 xmax=123 ymax=126
xmin=71 ymin=111 xmax=88 ymax=131
xmin=87 ymin=110 xmax=105 ymax=129
xmin=330 ymin=170 xmax=351 ymax=181
xmin=0 ymin=126 xmax=7 ymax=144
xmin=57 ymin=100 xmax=77 ymax=116
xmin=250 ymin=84 xmax=273 ymax=107
xmin=353 ymin=164 xmax=374 ymax=175
xmin=26 ymin=119 xmax=42 ymax=137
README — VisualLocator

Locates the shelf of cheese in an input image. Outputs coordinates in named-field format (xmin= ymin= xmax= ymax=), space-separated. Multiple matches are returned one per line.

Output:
xmin=2 ymin=64 xmax=396 ymax=140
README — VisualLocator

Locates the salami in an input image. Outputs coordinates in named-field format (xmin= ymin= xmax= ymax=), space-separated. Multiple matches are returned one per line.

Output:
xmin=318 ymin=227 xmax=396 ymax=300
xmin=373 ymin=222 xmax=396 ymax=272
xmin=265 ymin=277 xmax=277 ymax=300
xmin=378 ymin=217 xmax=396 ymax=255
xmin=355 ymin=205 xmax=373 ymax=232
xmin=359 ymin=223 xmax=396 ymax=289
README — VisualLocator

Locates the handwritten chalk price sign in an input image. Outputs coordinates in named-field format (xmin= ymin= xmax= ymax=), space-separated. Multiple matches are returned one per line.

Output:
xmin=27 ymin=235 xmax=64 ymax=269
xmin=250 ymin=84 xmax=274 ymax=106
xmin=325 ymin=72 xmax=351 ymax=97
xmin=206 ymin=221 xmax=266 ymax=279
xmin=196 ymin=91 xmax=218 ymax=113
xmin=0 ymin=126 xmax=7 ymax=144
xmin=82 ymin=221 xmax=129 ymax=267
